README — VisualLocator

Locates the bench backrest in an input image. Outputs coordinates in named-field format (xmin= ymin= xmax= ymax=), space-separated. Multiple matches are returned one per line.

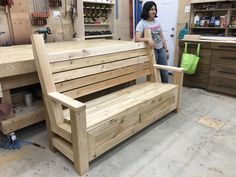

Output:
xmin=32 ymin=36 xmax=159 ymax=100
xmin=31 ymin=32 xmax=160 ymax=128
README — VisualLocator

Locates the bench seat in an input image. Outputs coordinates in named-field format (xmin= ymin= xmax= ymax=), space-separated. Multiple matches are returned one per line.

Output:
xmin=59 ymin=82 xmax=178 ymax=159
xmin=63 ymin=82 xmax=178 ymax=130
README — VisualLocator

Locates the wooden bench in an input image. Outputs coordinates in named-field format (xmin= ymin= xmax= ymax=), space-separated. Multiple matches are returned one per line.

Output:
xmin=31 ymin=31 xmax=183 ymax=176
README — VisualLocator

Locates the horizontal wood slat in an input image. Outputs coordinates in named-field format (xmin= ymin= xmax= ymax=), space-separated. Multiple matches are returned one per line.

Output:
xmin=51 ymin=49 xmax=148 ymax=73
xmin=62 ymin=69 xmax=152 ymax=99
xmin=53 ymin=56 xmax=149 ymax=83
xmin=47 ymin=42 xmax=146 ymax=63
xmin=56 ymin=62 xmax=150 ymax=92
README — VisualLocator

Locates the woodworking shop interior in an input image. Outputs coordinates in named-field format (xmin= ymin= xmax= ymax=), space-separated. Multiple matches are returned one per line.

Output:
xmin=0 ymin=0 xmax=235 ymax=177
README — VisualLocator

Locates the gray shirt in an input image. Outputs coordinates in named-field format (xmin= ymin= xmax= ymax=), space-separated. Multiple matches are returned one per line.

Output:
xmin=136 ymin=18 xmax=163 ymax=49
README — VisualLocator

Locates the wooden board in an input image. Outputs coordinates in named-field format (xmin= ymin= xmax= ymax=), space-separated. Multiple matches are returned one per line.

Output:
xmin=198 ymin=116 xmax=224 ymax=129
xmin=9 ymin=0 xmax=32 ymax=44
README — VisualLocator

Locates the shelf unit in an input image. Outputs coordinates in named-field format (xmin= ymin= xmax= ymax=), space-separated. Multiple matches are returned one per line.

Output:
xmin=190 ymin=1 xmax=236 ymax=36
xmin=0 ymin=100 xmax=44 ymax=134
xmin=0 ymin=74 xmax=45 ymax=134
xmin=80 ymin=0 xmax=115 ymax=39
xmin=85 ymin=34 xmax=113 ymax=39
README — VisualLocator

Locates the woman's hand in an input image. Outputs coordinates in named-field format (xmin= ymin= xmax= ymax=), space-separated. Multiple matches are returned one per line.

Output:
xmin=166 ymin=50 xmax=169 ymax=60
xmin=147 ymin=38 xmax=156 ymax=48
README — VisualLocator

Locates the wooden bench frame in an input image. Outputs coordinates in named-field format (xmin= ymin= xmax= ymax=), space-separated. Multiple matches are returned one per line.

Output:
xmin=31 ymin=30 xmax=183 ymax=176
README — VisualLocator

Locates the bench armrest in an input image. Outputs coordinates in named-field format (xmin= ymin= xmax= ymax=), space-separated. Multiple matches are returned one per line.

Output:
xmin=154 ymin=64 xmax=184 ymax=73
xmin=154 ymin=64 xmax=183 ymax=111
xmin=48 ymin=92 xmax=86 ymax=112
xmin=154 ymin=64 xmax=184 ymax=86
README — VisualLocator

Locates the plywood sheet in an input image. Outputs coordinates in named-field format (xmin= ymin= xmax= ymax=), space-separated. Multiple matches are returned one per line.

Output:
xmin=198 ymin=116 xmax=224 ymax=129
xmin=9 ymin=0 xmax=32 ymax=44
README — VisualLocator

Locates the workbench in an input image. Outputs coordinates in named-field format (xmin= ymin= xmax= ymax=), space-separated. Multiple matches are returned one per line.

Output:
xmin=0 ymin=39 xmax=133 ymax=134
xmin=179 ymin=37 xmax=236 ymax=96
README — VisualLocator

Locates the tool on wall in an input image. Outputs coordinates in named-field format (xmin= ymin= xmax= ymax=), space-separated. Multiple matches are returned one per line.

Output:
xmin=49 ymin=0 xmax=62 ymax=8
xmin=32 ymin=0 xmax=49 ymax=26
xmin=35 ymin=27 xmax=52 ymax=42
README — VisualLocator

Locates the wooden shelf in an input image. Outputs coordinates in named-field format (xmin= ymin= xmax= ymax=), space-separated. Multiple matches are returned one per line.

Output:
xmin=193 ymin=9 xmax=228 ymax=12
xmin=83 ymin=0 xmax=114 ymax=5
xmin=191 ymin=27 xmax=226 ymax=30
xmin=85 ymin=34 xmax=113 ymax=39
xmin=190 ymin=2 xmax=236 ymax=36
xmin=80 ymin=0 xmax=115 ymax=39
xmin=0 ymin=100 xmax=45 ymax=134
xmin=85 ymin=23 xmax=110 ymax=26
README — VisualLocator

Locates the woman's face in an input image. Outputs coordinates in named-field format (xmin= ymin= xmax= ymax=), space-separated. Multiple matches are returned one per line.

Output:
xmin=148 ymin=5 xmax=157 ymax=19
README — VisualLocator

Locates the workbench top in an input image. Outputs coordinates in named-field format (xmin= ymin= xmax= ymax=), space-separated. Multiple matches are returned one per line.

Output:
xmin=0 ymin=39 xmax=138 ymax=78
xmin=181 ymin=35 xmax=236 ymax=44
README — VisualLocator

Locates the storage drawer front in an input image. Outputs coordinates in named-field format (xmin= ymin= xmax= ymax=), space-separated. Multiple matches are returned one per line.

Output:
xmin=183 ymin=63 xmax=210 ymax=89
xmin=212 ymin=50 xmax=236 ymax=65
xmin=208 ymin=76 xmax=236 ymax=96
xmin=210 ymin=64 xmax=236 ymax=80
xmin=212 ymin=43 xmax=236 ymax=51
xmin=89 ymin=88 xmax=178 ymax=158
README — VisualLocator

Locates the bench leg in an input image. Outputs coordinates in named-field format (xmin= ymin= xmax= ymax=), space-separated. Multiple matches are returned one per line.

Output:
xmin=173 ymin=72 xmax=183 ymax=113
xmin=174 ymin=107 xmax=181 ymax=113
xmin=70 ymin=109 xmax=89 ymax=175
xmin=42 ymin=103 xmax=57 ymax=152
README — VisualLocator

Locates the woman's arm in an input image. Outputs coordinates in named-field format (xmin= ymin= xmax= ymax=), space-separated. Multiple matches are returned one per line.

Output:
xmin=135 ymin=31 xmax=156 ymax=48
xmin=160 ymin=31 xmax=168 ymax=51
xmin=160 ymin=31 xmax=169 ymax=60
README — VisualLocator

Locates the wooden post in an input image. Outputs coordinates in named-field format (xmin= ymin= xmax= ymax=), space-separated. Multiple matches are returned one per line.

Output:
xmin=144 ymin=29 xmax=161 ymax=82
xmin=1 ymin=90 xmax=14 ymax=118
xmin=70 ymin=109 xmax=89 ymax=176
xmin=31 ymin=34 xmax=64 ymax=150
xmin=173 ymin=71 xmax=183 ymax=112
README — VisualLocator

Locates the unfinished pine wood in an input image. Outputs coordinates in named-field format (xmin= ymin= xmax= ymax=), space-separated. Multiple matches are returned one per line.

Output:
xmin=50 ymin=49 xmax=148 ymax=73
xmin=0 ymin=39 xmax=147 ymax=135
xmin=56 ymin=63 xmax=150 ymax=92
xmin=52 ymin=56 xmax=149 ymax=83
xmin=0 ymin=101 xmax=44 ymax=134
xmin=70 ymin=109 xmax=89 ymax=175
xmin=31 ymin=32 xmax=183 ymax=176
xmin=9 ymin=0 xmax=32 ymax=44
xmin=0 ymin=73 xmax=39 ymax=91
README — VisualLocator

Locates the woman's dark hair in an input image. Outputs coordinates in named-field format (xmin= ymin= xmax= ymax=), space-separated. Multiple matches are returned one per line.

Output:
xmin=140 ymin=1 xmax=157 ymax=20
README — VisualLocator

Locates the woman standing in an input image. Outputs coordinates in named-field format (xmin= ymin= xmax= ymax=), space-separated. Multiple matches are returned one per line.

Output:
xmin=135 ymin=1 xmax=169 ymax=83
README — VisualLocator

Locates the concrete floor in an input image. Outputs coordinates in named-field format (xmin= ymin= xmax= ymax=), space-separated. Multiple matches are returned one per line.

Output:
xmin=0 ymin=87 xmax=235 ymax=177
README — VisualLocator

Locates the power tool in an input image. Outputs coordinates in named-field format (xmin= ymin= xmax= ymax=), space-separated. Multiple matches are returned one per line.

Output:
xmin=35 ymin=27 xmax=52 ymax=42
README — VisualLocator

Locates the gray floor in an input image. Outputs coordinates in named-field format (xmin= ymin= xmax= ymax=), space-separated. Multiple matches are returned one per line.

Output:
xmin=0 ymin=87 xmax=235 ymax=177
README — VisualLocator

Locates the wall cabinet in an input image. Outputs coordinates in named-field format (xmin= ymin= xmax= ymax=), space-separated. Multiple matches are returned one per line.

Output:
xmin=78 ymin=0 xmax=115 ymax=39
xmin=190 ymin=1 xmax=236 ymax=36
xmin=179 ymin=40 xmax=236 ymax=96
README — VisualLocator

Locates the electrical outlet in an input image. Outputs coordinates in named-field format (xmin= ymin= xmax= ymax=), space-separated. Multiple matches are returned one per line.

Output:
xmin=53 ymin=11 xmax=60 ymax=18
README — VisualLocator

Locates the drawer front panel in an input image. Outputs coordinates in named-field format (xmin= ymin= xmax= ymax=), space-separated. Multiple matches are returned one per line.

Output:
xmin=89 ymin=88 xmax=178 ymax=158
xmin=208 ymin=76 xmax=236 ymax=96
xmin=210 ymin=64 xmax=236 ymax=80
xmin=212 ymin=43 xmax=236 ymax=51
xmin=183 ymin=63 xmax=210 ymax=89
xmin=212 ymin=50 xmax=236 ymax=65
